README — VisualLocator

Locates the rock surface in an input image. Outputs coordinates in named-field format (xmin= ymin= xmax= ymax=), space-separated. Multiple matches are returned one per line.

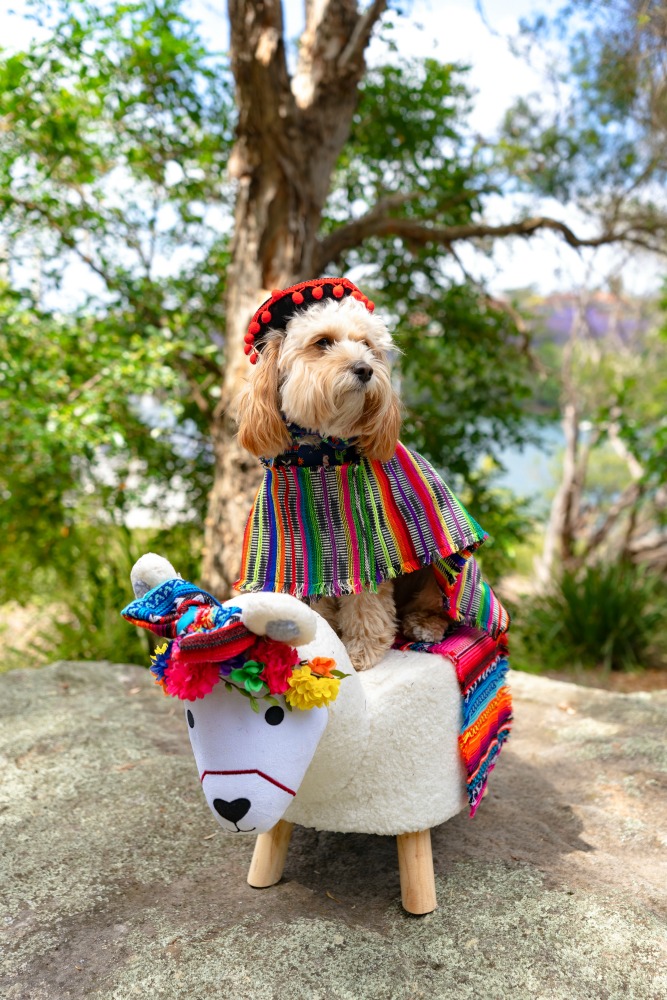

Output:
xmin=2 ymin=661 xmax=666 ymax=1000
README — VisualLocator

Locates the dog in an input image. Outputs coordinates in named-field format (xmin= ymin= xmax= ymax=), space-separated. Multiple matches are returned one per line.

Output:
xmin=235 ymin=290 xmax=451 ymax=671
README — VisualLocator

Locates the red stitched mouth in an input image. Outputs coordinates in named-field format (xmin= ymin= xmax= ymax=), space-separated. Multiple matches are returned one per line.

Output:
xmin=200 ymin=769 xmax=296 ymax=797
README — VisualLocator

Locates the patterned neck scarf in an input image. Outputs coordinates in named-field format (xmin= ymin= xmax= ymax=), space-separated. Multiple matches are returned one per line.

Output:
xmin=237 ymin=432 xmax=509 ymax=640
xmin=264 ymin=422 xmax=361 ymax=468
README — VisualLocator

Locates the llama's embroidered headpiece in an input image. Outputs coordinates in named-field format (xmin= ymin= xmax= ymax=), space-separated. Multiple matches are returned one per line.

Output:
xmin=244 ymin=277 xmax=375 ymax=364
xmin=121 ymin=579 xmax=346 ymax=709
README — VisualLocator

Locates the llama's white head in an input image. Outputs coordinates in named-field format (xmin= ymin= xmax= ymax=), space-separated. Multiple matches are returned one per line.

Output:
xmin=184 ymin=682 xmax=327 ymax=833
xmin=123 ymin=556 xmax=346 ymax=834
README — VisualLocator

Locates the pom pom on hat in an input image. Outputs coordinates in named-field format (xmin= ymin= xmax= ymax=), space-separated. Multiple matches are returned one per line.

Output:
xmin=244 ymin=277 xmax=376 ymax=361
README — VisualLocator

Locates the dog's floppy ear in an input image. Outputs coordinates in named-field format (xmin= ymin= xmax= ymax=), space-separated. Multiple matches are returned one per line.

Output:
xmin=236 ymin=337 xmax=291 ymax=458
xmin=359 ymin=390 xmax=402 ymax=462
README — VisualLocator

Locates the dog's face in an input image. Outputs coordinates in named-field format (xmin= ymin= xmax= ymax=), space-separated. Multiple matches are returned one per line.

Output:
xmin=237 ymin=296 xmax=402 ymax=461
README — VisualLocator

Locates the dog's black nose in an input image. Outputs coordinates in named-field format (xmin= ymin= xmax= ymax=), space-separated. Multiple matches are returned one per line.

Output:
xmin=352 ymin=361 xmax=373 ymax=383
xmin=213 ymin=798 xmax=251 ymax=823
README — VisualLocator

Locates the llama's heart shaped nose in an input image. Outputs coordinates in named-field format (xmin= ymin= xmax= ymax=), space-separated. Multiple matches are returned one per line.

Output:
xmin=213 ymin=797 xmax=251 ymax=823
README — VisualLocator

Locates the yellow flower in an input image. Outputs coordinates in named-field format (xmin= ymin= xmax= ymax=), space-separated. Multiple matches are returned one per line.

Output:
xmin=285 ymin=666 xmax=341 ymax=710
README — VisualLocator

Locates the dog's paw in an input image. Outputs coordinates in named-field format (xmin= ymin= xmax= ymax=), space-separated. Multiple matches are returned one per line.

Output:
xmin=401 ymin=611 xmax=447 ymax=644
xmin=346 ymin=640 xmax=381 ymax=672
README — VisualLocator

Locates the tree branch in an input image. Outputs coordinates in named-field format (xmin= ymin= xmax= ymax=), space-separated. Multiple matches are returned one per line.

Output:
xmin=313 ymin=211 xmax=667 ymax=273
xmin=4 ymin=196 xmax=117 ymax=289
xmin=292 ymin=0 xmax=387 ymax=109
xmin=578 ymin=480 xmax=643 ymax=562
xmin=226 ymin=0 xmax=296 ymax=178
xmin=337 ymin=0 xmax=388 ymax=71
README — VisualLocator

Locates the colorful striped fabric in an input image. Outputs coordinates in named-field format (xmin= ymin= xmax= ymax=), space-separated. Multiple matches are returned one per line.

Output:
xmin=121 ymin=581 xmax=256 ymax=662
xmin=395 ymin=626 xmax=512 ymax=815
xmin=236 ymin=439 xmax=510 ymax=639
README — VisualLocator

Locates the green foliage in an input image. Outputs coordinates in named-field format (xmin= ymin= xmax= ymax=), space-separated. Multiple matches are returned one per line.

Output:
xmin=1 ymin=521 xmax=201 ymax=673
xmin=458 ymin=461 xmax=534 ymax=581
xmin=502 ymin=1 xmax=667 ymax=209
xmin=0 ymin=284 xmax=215 ymax=585
xmin=512 ymin=563 xmax=667 ymax=672
xmin=605 ymin=323 xmax=667 ymax=497
xmin=0 ymin=0 xmax=228 ymax=656
xmin=330 ymin=59 xmax=483 ymax=215
xmin=395 ymin=283 xmax=535 ymax=482
xmin=326 ymin=58 xmax=536 ymax=481
xmin=0 ymin=0 xmax=233 ymax=317
xmin=0 ymin=1 xmax=549 ymax=666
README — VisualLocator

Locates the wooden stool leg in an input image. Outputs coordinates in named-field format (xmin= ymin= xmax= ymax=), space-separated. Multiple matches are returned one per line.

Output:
xmin=396 ymin=829 xmax=437 ymax=915
xmin=247 ymin=820 xmax=294 ymax=888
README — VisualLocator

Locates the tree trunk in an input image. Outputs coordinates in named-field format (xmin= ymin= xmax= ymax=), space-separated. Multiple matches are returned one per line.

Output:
xmin=536 ymin=297 xmax=587 ymax=585
xmin=201 ymin=0 xmax=387 ymax=595
xmin=537 ymin=399 xmax=581 ymax=586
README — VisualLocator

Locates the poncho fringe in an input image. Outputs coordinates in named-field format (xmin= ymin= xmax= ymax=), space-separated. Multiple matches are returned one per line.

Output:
xmin=236 ymin=441 xmax=510 ymax=640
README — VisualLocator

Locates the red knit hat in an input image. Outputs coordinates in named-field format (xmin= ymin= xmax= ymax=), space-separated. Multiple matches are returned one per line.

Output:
xmin=244 ymin=277 xmax=375 ymax=364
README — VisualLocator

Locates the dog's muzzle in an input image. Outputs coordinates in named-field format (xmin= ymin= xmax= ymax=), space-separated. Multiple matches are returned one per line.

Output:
xmin=352 ymin=361 xmax=373 ymax=384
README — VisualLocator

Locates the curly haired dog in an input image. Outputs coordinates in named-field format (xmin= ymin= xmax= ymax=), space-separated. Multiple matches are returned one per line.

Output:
xmin=235 ymin=288 xmax=451 ymax=671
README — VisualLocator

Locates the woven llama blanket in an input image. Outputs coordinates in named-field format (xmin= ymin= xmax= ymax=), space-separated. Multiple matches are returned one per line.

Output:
xmin=236 ymin=436 xmax=510 ymax=640
xmin=395 ymin=626 xmax=512 ymax=815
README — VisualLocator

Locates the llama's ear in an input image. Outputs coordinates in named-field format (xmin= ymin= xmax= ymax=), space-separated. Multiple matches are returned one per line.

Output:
xmin=239 ymin=592 xmax=318 ymax=645
xmin=130 ymin=553 xmax=180 ymax=598
xmin=359 ymin=391 xmax=402 ymax=462
xmin=236 ymin=338 xmax=291 ymax=458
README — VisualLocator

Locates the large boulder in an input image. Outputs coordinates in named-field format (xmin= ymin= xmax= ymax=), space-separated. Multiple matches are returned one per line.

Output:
xmin=1 ymin=661 xmax=666 ymax=1000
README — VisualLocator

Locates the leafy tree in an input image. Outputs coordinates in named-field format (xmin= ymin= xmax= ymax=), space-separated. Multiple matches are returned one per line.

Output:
xmin=534 ymin=290 xmax=667 ymax=579
xmin=502 ymin=0 xmax=667 ymax=248
xmin=494 ymin=0 xmax=667 ymax=579
xmin=2 ymin=0 xmax=663 ymax=636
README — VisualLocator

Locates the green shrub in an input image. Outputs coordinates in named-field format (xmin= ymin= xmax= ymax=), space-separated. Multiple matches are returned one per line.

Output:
xmin=1 ymin=521 xmax=203 ymax=672
xmin=511 ymin=562 xmax=667 ymax=672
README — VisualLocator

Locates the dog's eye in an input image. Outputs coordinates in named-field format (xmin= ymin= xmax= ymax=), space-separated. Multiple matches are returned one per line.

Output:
xmin=186 ymin=709 xmax=195 ymax=728
xmin=315 ymin=337 xmax=331 ymax=349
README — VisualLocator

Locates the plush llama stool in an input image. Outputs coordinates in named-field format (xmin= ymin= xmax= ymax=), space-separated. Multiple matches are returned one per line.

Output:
xmin=237 ymin=594 xmax=469 ymax=916
xmin=124 ymin=563 xmax=506 ymax=917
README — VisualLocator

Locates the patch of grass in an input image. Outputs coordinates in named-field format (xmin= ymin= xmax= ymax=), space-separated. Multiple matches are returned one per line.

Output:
xmin=510 ymin=562 xmax=667 ymax=673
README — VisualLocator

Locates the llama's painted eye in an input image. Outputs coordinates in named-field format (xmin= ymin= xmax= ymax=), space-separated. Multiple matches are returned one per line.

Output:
xmin=315 ymin=337 xmax=330 ymax=348
xmin=264 ymin=706 xmax=285 ymax=726
xmin=187 ymin=709 xmax=195 ymax=728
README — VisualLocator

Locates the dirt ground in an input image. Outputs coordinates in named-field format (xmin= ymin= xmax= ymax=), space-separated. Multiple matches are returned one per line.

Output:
xmin=1 ymin=660 xmax=666 ymax=1000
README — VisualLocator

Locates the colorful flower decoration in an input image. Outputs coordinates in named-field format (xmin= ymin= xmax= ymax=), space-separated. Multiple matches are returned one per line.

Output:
xmin=150 ymin=642 xmax=172 ymax=691
xmin=164 ymin=653 xmax=222 ymax=701
xmin=285 ymin=666 xmax=341 ymax=710
xmin=122 ymin=579 xmax=347 ymax=709
xmin=307 ymin=656 xmax=337 ymax=678
xmin=254 ymin=638 xmax=300 ymax=694
xmin=229 ymin=659 xmax=267 ymax=695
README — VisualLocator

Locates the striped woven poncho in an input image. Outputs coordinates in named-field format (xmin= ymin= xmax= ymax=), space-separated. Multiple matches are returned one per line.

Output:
xmin=236 ymin=431 xmax=510 ymax=640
